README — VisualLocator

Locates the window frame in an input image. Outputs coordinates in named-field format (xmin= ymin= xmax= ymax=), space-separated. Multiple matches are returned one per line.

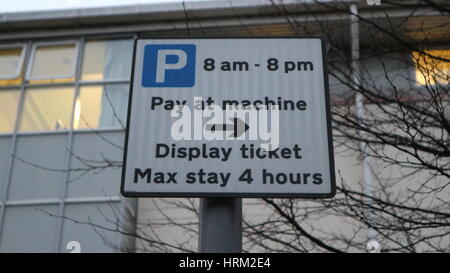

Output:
xmin=25 ymin=40 xmax=80 ymax=81
xmin=0 ymin=36 xmax=133 ymax=136
xmin=0 ymin=43 xmax=26 ymax=80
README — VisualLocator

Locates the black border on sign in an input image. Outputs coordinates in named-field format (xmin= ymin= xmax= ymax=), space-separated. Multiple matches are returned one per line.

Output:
xmin=120 ymin=37 xmax=336 ymax=199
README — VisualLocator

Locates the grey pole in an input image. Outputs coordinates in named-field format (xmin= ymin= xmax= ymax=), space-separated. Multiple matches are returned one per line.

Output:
xmin=198 ymin=198 xmax=242 ymax=253
xmin=350 ymin=4 xmax=377 ymax=243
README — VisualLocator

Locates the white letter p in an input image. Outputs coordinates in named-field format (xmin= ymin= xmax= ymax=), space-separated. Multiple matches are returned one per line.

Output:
xmin=156 ymin=49 xmax=187 ymax=83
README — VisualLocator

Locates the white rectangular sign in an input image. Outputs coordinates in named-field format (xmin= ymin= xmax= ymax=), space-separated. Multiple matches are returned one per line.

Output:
xmin=121 ymin=38 xmax=335 ymax=198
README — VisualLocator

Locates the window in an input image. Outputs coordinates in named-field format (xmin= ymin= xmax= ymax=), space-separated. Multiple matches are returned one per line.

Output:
xmin=0 ymin=36 xmax=131 ymax=253
xmin=19 ymin=87 xmax=74 ymax=132
xmin=0 ymin=89 xmax=20 ymax=133
xmin=9 ymin=134 xmax=68 ymax=200
xmin=0 ymin=205 xmax=59 ymax=252
xmin=0 ymin=45 xmax=25 ymax=85
xmin=81 ymin=39 xmax=133 ymax=81
xmin=74 ymin=84 xmax=128 ymax=130
xmin=413 ymin=49 xmax=450 ymax=85
xmin=27 ymin=42 xmax=77 ymax=82
xmin=0 ymin=38 xmax=132 ymax=134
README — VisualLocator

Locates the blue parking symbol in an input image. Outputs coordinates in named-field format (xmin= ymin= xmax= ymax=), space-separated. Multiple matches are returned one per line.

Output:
xmin=142 ymin=44 xmax=196 ymax=87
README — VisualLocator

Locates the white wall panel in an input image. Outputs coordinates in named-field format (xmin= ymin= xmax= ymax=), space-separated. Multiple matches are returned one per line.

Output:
xmin=0 ymin=137 xmax=12 ymax=199
xmin=8 ymin=134 xmax=68 ymax=200
xmin=0 ymin=205 xmax=59 ymax=252
xmin=67 ymin=131 xmax=124 ymax=198
xmin=60 ymin=203 xmax=121 ymax=253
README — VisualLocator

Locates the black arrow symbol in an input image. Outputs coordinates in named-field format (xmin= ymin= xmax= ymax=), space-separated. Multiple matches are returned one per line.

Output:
xmin=206 ymin=117 xmax=249 ymax=137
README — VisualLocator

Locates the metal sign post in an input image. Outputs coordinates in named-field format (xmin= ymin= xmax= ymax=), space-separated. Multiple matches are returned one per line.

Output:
xmin=199 ymin=198 xmax=242 ymax=253
xmin=121 ymin=38 xmax=334 ymax=253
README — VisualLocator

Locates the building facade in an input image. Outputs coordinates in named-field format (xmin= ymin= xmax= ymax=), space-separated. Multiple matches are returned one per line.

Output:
xmin=0 ymin=0 xmax=448 ymax=252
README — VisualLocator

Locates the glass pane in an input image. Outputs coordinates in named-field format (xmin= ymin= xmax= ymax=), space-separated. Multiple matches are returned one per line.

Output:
xmin=413 ymin=49 xmax=450 ymax=85
xmin=67 ymin=132 xmax=123 ymax=198
xmin=29 ymin=43 xmax=76 ymax=80
xmin=81 ymin=39 xmax=133 ymax=81
xmin=0 ymin=89 xmax=20 ymax=133
xmin=60 ymin=203 xmax=121 ymax=253
xmin=0 ymin=205 xmax=59 ymax=252
xmin=19 ymin=86 xmax=74 ymax=132
xmin=0 ymin=137 xmax=12 ymax=199
xmin=8 ymin=134 xmax=67 ymax=200
xmin=74 ymin=84 xmax=128 ymax=130
xmin=0 ymin=47 xmax=23 ymax=79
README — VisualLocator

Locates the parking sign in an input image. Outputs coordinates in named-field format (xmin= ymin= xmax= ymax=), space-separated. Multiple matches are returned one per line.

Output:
xmin=121 ymin=38 xmax=335 ymax=198
xmin=142 ymin=44 xmax=196 ymax=87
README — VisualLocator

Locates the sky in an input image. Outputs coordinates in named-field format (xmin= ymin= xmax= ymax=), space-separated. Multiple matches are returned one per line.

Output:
xmin=0 ymin=0 xmax=209 ymax=13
